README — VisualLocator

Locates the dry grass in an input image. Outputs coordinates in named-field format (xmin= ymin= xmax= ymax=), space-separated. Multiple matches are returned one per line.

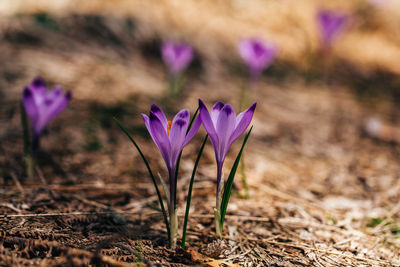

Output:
xmin=1 ymin=0 xmax=400 ymax=75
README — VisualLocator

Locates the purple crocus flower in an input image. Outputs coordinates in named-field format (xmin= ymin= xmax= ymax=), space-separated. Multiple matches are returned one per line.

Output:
xmin=161 ymin=41 xmax=194 ymax=75
xmin=238 ymin=38 xmax=276 ymax=81
xmin=22 ymin=77 xmax=71 ymax=137
xmin=198 ymin=99 xmax=256 ymax=204
xmin=316 ymin=9 xmax=348 ymax=49
xmin=142 ymin=104 xmax=201 ymax=209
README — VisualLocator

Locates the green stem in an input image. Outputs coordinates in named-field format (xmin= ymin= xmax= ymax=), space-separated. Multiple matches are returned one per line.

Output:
xmin=169 ymin=76 xmax=176 ymax=96
xmin=168 ymin=73 xmax=185 ymax=97
xmin=21 ymin=102 xmax=34 ymax=179
xmin=238 ymin=82 xmax=249 ymax=198
xmin=170 ymin=208 xmax=178 ymax=250
xmin=214 ymin=207 xmax=222 ymax=239
xmin=215 ymin=174 xmax=224 ymax=239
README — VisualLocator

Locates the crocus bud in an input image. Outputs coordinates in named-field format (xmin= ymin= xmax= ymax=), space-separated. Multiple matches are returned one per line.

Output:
xmin=316 ymin=9 xmax=348 ymax=50
xmin=238 ymin=38 xmax=276 ymax=81
xmin=22 ymin=77 xmax=71 ymax=136
xmin=161 ymin=42 xmax=194 ymax=75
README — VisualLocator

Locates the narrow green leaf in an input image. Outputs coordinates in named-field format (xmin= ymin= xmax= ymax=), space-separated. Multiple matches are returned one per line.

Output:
xmin=181 ymin=134 xmax=208 ymax=249
xmin=113 ymin=117 xmax=170 ymax=240
xmin=20 ymin=102 xmax=35 ymax=179
xmin=219 ymin=126 xmax=253 ymax=229
xmin=173 ymin=154 xmax=180 ymax=210
xmin=187 ymin=107 xmax=199 ymax=134
xmin=21 ymin=102 xmax=30 ymax=156
xmin=158 ymin=173 xmax=170 ymax=211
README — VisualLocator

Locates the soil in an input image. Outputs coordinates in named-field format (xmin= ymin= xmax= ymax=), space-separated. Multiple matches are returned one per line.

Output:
xmin=1 ymin=3 xmax=400 ymax=266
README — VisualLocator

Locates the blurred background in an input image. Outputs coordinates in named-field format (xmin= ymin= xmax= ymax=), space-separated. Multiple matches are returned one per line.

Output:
xmin=1 ymin=0 xmax=400 ymax=265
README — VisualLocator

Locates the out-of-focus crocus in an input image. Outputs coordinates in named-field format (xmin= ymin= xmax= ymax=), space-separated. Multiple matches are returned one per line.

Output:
xmin=22 ymin=77 xmax=71 ymax=138
xmin=198 ymin=99 xmax=256 ymax=207
xmin=142 ymin=104 xmax=201 ymax=249
xmin=316 ymin=9 xmax=348 ymax=49
xmin=161 ymin=42 xmax=194 ymax=75
xmin=238 ymin=38 xmax=276 ymax=82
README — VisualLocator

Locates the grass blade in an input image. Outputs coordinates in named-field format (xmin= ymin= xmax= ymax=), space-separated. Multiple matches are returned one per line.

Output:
xmin=113 ymin=117 xmax=170 ymax=240
xmin=187 ymin=108 xmax=199 ymax=132
xmin=182 ymin=134 xmax=208 ymax=249
xmin=219 ymin=126 xmax=253 ymax=229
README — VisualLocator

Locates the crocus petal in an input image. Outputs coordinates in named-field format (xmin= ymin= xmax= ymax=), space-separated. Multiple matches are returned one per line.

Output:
xmin=149 ymin=112 xmax=172 ymax=169
xmin=238 ymin=39 xmax=276 ymax=77
xmin=215 ymin=104 xmax=236 ymax=162
xmin=52 ymin=91 xmax=71 ymax=116
xmin=238 ymin=40 xmax=254 ymax=65
xmin=182 ymin=115 xmax=201 ymax=147
xmin=34 ymin=90 xmax=71 ymax=134
xmin=150 ymin=104 xmax=168 ymax=129
xmin=169 ymin=118 xmax=187 ymax=168
xmin=198 ymin=99 xmax=219 ymax=149
xmin=46 ymin=90 xmax=71 ymax=119
xmin=317 ymin=9 xmax=348 ymax=47
xmin=228 ymin=102 xmax=256 ymax=148
xmin=143 ymin=113 xmax=164 ymax=154
xmin=22 ymin=87 xmax=38 ymax=125
xmin=170 ymin=109 xmax=189 ymax=145
xmin=210 ymin=101 xmax=224 ymax=127
xmin=30 ymin=77 xmax=46 ymax=94
xmin=142 ymin=114 xmax=154 ymax=139
xmin=172 ymin=109 xmax=190 ymax=126
xmin=46 ymin=86 xmax=62 ymax=100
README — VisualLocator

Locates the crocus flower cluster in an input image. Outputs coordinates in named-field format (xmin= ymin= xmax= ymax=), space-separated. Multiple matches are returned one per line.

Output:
xmin=238 ymin=38 xmax=277 ymax=82
xmin=316 ymin=9 xmax=348 ymax=50
xmin=138 ymin=99 xmax=256 ymax=247
xmin=161 ymin=41 xmax=194 ymax=76
xmin=22 ymin=77 xmax=71 ymax=140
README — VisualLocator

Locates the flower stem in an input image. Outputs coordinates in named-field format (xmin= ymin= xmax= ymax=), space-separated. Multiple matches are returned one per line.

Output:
xmin=169 ymin=76 xmax=176 ymax=96
xmin=215 ymin=172 xmax=224 ymax=239
xmin=21 ymin=102 xmax=35 ymax=179
xmin=169 ymin=166 xmax=178 ymax=249
xmin=238 ymin=82 xmax=250 ymax=198
xmin=214 ymin=207 xmax=222 ymax=239
xmin=170 ymin=208 xmax=178 ymax=250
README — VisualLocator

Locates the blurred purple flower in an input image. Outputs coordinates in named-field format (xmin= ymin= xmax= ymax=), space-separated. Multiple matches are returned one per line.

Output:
xmin=22 ymin=77 xmax=71 ymax=136
xmin=238 ymin=38 xmax=276 ymax=80
xmin=198 ymin=99 xmax=256 ymax=198
xmin=161 ymin=42 xmax=194 ymax=75
xmin=317 ymin=9 xmax=348 ymax=48
xmin=142 ymin=104 xmax=201 ymax=209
